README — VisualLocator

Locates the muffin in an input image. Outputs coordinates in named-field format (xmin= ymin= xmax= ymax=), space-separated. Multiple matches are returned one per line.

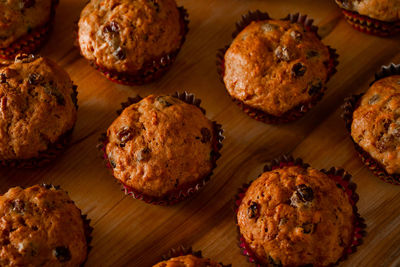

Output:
xmin=77 ymin=0 xmax=189 ymax=85
xmin=218 ymin=12 xmax=338 ymax=124
xmin=0 ymin=0 xmax=58 ymax=59
xmin=343 ymin=64 xmax=400 ymax=184
xmin=99 ymin=92 xmax=223 ymax=205
xmin=335 ymin=0 xmax=400 ymax=36
xmin=0 ymin=54 xmax=78 ymax=167
xmin=235 ymin=156 xmax=365 ymax=266
xmin=0 ymin=184 xmax=91 ymax=266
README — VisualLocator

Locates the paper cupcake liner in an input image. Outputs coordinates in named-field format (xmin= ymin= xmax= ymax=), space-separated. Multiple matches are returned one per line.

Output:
xmin=0 ymin=0 xmax=59 ymax=59
xmin=40 ymin=184 xmax=93 ymax=266
xmin=234 ymin=155 xmax=366 ymax=266
xmin=85 ymin=6 xmax=189 ymax=86
xmin=0 ymin=84 xmax=78 ymax=168
xmin=340 ymin=9 xmax=400 ymax=37
xmin=97 ymin=91 xmax=224 ymax=205
xmin=342 ymin=64 xmax=400 ymax=184
xmin=217 ymin=11 xmax=339 ymax=124
xmin=156 ymin=245 xmax=231 ymax=266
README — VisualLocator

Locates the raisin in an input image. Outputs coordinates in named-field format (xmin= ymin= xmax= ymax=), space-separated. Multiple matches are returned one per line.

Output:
xmin=290 ymin=30 xmax=302 ymax=41
xmin=28 ymin=73 xmax=42 ymax=85
xmin=200 ymin=127 xmax=211 ymax=143
xmin=383 ymin=119 xmax=392 ymax=131
xmin=292 ymin=63 xmax=306 ymax=77
xmin=137 ymin=147 xmax=151 ymax=162
xmin=368 ymin=94 xmax=380 ymax=105
xmin=308 ymin=81 xmax=322 ymax=96
xmin=22 ymin=0 xmax=35 ymax=8
xmin=148 ymin=0 xmax=160 ymax=12
xmin=42 ymin=82 xmax=65 ymax=106
xmin=274 ymin=46 xmax=290 ymax=62
xmin=295 ymin=184 xmax=314 ymax=202
xmin=114 ymin=47 xmax=126 ymax=60
xmin=11 ymin=199 xmax=25 ymax=213
xmin=301 ymin=223 xmax=314 ymax=234
xmin=53 ymin=246 xmax=71 ymax=262
xmin=306 ymin=50 xmax=319 ymax=58
xmin=248 ymin=201 xmax=259 ymax=219
xmin=104 ymin=21 xmax=120 ymax=33
xmin=0 ymin=73 xmax=6 ymax=83
xmin=156 ymin=96 xmax=173 ymax=107
xmin=117 ymin=127 xmax=134 ymax=144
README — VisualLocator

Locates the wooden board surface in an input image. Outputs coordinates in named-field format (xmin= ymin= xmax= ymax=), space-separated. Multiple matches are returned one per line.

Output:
xmin=2 ymin=0 xmax=400 ymax=266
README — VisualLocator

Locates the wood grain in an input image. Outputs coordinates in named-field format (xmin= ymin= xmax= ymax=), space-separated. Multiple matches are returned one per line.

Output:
xmin=1 ymin=0 xmax=400 ymax=266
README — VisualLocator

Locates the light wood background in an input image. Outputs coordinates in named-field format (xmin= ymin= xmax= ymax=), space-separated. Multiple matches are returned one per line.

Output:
xmin=1 ymin=0 xmax=400 ymax=266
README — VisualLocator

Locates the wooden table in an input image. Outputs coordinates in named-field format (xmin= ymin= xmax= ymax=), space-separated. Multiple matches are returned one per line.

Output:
xmin=2 ymin=0 xmax=400 ymax=266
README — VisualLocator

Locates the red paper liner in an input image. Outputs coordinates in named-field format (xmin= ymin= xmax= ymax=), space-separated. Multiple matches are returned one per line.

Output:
xmin=40 ymin=184 xmax=93 ymax=266
xmin=156 ymin=245 xmax=231 ymax=266
xmin=0 ymin=84 xmax=78 ymax=168
xmin=217 ymin=11 xmax=339 ymax=124
xmin=234 ymin=155 xmax=366 ymax=266
xmin=342 ymin=63 xmax=400 ymax=184
xmin=83 ymin=6 xmax=189 ymax=86
xmin=340 ymin=8 xmax=400 ymax=37
xmin=0 ymin=0 xmax=59 ymax=59
xmin=97 ymin=92 xmax=224 ymax=205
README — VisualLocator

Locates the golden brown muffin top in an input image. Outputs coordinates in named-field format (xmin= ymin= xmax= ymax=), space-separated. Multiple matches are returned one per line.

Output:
xmin=153 ymin=254 xmax=222 ymax=267
xmin=351 ymin=76 xmax=400 ymax=175
xmin=223 ymin=19 xmax=331 ymax=117
xmin=78 ymin=0 xmax=183 ymax=74
xmin=0 ymin=185 xmax=88 ymax=266
xmin=237 ymin=165 xmax=354 ymax=266
xmin=0 ymin=0 xmax=55 ymax=48
xmin=336 ymin=0 xmax=400 ymax=22
xmin=106 ymin=95 xmax=215 ymax=198
xmin=0 ymin=54 xmax=77 ymax=160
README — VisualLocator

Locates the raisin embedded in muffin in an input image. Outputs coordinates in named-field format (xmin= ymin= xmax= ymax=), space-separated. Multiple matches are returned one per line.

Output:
xmin=237 ymin=165 xmax=354 ymax=266
xmin=104 ymin=94 xmax=221 ymax=203
xmin=78 ymin=0 xmax=188 ymax=85
xmin=0 ymin=184 xmax=89 ymax=266
xmin=153 ymin=254 xmax=223 ymax=267
xmin=0 ymin=54 xmax=78 ymax=166
xmin=351 ymin=75 xmax=400 ymax=175
xmin=221 ymin=14 xmax=336 ymax=123
xmin=0 ymin=0 xmax=58 ymax=59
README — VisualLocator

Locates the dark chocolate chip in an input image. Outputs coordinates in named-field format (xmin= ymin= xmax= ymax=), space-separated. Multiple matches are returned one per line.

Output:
xmin=274 ymin=46 xmax=291 ymax=62
xmin=0 ymin=73 xmax=6 ymax=83
xmin=117 ymin=127 xmax=135 ymax=144
xmin=296 ymin=184 xmax=314 ymax=202
xmin=22 ymin=0 xmax=35 ymax=8
xmin=53 ymin=246 xmax=71 ymax=262
xmin=292 ymin=63 xmax=307 ymax=77
xmin=28 ymin=73 xmax=42 ymax=85
xmin=155 ymin=96 xmax=173 ymax=107
xmin=308 ymin=81 xmax=322 ymax=96
xmin=200 ymin=127 xmax=211 ymax=143
xmin=248 ymin=201 xmax=259 ymax=219
xmin=290 ymin=30 xmax=302 ymax=41
xmin=369 ymin=94 xmax=380 ymax=105
xmin=137 ymin=147 xmax=151 ymax=162
xmin=306 ymin=50 xmax=319 ymax=58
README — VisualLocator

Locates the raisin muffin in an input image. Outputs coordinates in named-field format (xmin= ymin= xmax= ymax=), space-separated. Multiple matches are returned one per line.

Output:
xmin=0 ymin=54 xmax=78 ymax=167
xmin=78 ymin=0 xmax=188 ymax=85
xmin=0 ymin=184 xmax=90 ymax=266
xmin=220 ymin=13 xmax=337 ymax=123
xmin=236 ymin=164 xmax=355 ymax=266
xmin=153 ymin=254 xmax=223 ymax=267
xmin=102 ymin=93 xmax=222 ymax=204
xmin=335 ymin=0 xmax=400 ymax=36
xmin=0 ymin=0 xmax=58 ymax=59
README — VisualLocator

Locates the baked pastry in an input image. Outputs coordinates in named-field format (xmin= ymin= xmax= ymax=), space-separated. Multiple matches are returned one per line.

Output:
xmin=343 ymin=64 xmax=400 ymax=184
xmin=0 ymin=184 xmax=90 ymax=266
xmin=0 ymin=0 xmax=58 ymax=59
xmin=77 ymin=0 xmax=188 ymax=85
xmin=218 ymin=12 xmax=338 ymax=123
xmin=153 ymin=254 xmax=222 ymax=267
xmin=0 ymin=54 xmax=78 ymax=167
xmin=235 ymin=156 xmax=364 ymax=266
xmin=335 ymin=0 xmax=400 ymax=36
xmin=100 ymin=92 xmax=223 ymax=204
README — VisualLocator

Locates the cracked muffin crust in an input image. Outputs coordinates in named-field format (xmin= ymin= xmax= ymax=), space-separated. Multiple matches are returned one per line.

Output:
xmin=78 ymin=0 xmax=186 ymax=79
xmin=335 ymin=0 xmax=400 ymax=22
xmin=223 ymin=19 xmax=332 ymax=118
xmin=351 ymin=76 xmax=400 ymax=175
xmin=0 ymin=184 xmax=88 ymax=266
xmin=105 ymin=94 xmax=216 ymax=199
xmin=0 ymin=54 xmax=77 ymax=162
xmin=237 ymin=165 xmax=354 ymax=266
xmin=152 ymin=254 xmax=223 ymax=267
